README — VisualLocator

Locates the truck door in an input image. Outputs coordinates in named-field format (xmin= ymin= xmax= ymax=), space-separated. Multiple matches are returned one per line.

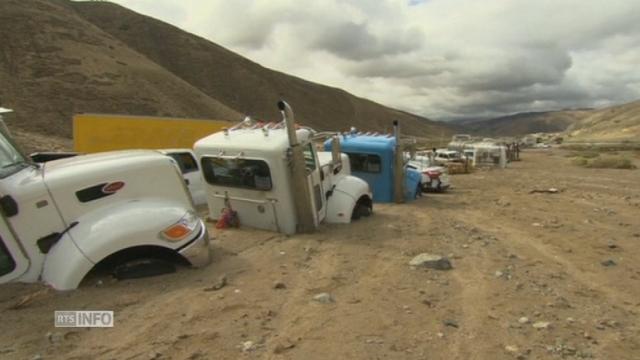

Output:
xmin=303 ymin=143 xmax=326 ymax=223
xmin=0 ymin=215 xmax=29 ymax=283
xmin=166 ymin=151 xmax=207 ymax=208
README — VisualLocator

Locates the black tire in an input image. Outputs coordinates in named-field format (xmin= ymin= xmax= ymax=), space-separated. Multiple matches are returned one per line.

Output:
xmin=352 ymin=199 xmax=373 ymax=220
xmin=113 ymin=258 xmax=176 ymax=280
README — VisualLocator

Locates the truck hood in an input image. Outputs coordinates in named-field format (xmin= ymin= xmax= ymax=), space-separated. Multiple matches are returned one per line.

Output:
xmin=42 ymin=150 xmax=192 ymax=226
xmin=42 ymin=150 xmax=165 ymax=180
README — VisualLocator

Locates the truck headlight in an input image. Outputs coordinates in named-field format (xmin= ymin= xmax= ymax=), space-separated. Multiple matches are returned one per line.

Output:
xmin=160 ymin=211 xmax=200 ymax=242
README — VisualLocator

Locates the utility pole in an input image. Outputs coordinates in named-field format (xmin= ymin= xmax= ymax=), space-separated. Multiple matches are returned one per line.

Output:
xmin=278 ymin=100 xmax=317 ymax=233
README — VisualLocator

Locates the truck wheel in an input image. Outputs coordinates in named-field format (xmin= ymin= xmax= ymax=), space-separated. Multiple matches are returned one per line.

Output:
xmin=113 ymin=258 xmax=176 ymax=280
xmin=352 ymin=198 xmax=372 ymax=220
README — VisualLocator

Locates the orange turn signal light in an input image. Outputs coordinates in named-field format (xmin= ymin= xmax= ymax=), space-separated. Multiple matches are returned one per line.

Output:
xmin=162 ymin=224 xmax=191 ymax=240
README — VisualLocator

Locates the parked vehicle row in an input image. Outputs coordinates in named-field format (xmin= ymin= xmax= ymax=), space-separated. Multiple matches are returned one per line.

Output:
xmin=0 ymin=101 xmax=456 ymax=290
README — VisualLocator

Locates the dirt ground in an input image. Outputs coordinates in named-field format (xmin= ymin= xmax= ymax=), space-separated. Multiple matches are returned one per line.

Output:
xmin=1 ymin=149 xmax=639 ymax=360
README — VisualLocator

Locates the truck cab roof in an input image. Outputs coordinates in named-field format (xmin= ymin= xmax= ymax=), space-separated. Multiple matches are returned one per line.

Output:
xmin=194 ymin=127 xmax=313 ymax=158
xmin=328 ymin=133 xmax=396 ymax=154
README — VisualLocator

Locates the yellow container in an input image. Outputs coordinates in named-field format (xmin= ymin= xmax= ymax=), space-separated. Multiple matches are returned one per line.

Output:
xmin=73 ymin=113 xmax=231 ymax=153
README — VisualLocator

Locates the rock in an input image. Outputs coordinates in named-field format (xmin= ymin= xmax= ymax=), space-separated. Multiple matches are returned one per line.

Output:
xmin=601 ymin=259 xmax=617 ymax=267
xmin=518 ymin=317 xmax=530 ymax=324
xmin=273 ymin=341 xmax=295 ymax=354
xmin=532 ymin=222 xmax=543 ymax=227
xmin=241 ymin=341 xmax=256 ymax=352
xmin=496 ymin=197 xmax=511 ymax=207
xmin=45 ymin=331 xmax=63 ymax=344
xmin=204 ymin=274 xmax=227 ymax=291
xmin=273 ymin=281 xmax=287 ymax=290
xmin=532 ymin=321 xmax=551 ymax=329
xmin=409 ymin=253 xmax=452 ymax=270
xmin=566 ymin=317 xmax=575 ymax=323
xmin=505 ymin=345 xmax=519 ymax=353
xmin=312 ymin=293 xmax=334 ymax=304
xmin=436 ymin=332 xmax=444 ymax=338
xmin=443 ymin=319 xmax=459 ymax=328
xmin=495 ymin=270 xmax=504 ymax=278
xmin=31 ymin=355 xmax=43 ymax=360
xmin=148 ymin=351 xmax=162 ymax=359
xmin=607 ymin=242 xmax=618 ymax=249
xmin=365 ymin=338 xmax=384 ymax=345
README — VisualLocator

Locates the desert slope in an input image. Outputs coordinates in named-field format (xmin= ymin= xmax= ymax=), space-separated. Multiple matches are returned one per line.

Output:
xmin=566 ymin=100 xmax=640 ymax=141
xmin=70 ymin=1 xmax=450 ymax=137
xmin=454 ymin=110 xmax=592 ymax=137
xmin=0 ymin=0 xmax=241 ymax=139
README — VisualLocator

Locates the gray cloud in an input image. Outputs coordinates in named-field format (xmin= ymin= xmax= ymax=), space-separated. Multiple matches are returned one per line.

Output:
xmin=312 ymin=22 xmax=422 ymax=60
xmin=112 ymin=0 xmax=640 ymax=120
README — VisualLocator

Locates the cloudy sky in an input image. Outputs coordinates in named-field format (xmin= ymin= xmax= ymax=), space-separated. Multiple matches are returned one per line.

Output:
xmin=110 ymin=0 xmax=640 ymax=120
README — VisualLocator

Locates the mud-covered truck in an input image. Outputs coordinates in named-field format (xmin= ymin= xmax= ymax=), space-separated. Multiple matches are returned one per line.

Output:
xmin=193 ymin=101 xmax=373 ymax=234
xmin=0 ymin=109 xmax=210 ymax=290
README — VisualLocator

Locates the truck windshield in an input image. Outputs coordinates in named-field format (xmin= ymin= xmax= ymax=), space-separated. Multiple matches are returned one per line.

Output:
xmin=0 ymin=131 xmax=28 ymax=179
xmin=201 ymin=157 xmax=272 ymax=191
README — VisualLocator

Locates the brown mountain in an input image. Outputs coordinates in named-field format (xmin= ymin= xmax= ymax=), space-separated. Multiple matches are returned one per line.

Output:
xmin=0 ymin=0 xmax=450 ymax=153
xmin=566 ymin=100 xmax=640 ymax=141
xmin=454 ymin=110 xmax=592 ymax=137
xmin=0 ymin=0 xmax=240 ymax=141
xmin=455 ymin=100 xmax=640 ymax=141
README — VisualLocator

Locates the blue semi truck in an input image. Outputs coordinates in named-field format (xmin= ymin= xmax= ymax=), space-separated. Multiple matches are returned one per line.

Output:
xmin=324 ymin=129 xmax=422 ymax=203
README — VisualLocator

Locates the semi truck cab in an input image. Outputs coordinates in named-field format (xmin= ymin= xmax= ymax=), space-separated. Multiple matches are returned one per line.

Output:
xmin=324 ymin=132 xmax=422 ymax=202
xmin=0 ymin=110 xmax=211 ymax=290
xmin=194 ymin=117 xmax=373 ymax=235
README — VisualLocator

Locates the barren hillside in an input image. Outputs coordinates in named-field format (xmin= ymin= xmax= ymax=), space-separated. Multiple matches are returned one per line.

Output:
xmin=0 ymin=0 xmax=451 ymax=151
xmin=70 ymin=1 xmax=449 ymax=137
xmin=0 ymin=0 xmax=241 ymax=140
xmin=566 ymin=100 xmax=640 ymax=141
xmin=455 ymin=110 xmax=592 ymax=137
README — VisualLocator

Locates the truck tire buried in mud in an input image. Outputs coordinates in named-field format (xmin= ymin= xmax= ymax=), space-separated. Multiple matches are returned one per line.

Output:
xmin=113 ymin=258 xmax=177 ymax=280
xmin=351 ymin=197 xmax=373 ymax=220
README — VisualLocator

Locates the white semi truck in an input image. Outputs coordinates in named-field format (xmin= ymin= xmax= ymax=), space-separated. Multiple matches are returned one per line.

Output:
xmin=0 ymin=109 xmax=211 ymax=290
xmin=194 ymin=101 xmax=373 ymax=234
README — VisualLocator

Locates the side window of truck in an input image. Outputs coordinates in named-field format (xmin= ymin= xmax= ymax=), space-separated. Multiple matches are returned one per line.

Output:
xmin=0 ymin=240 xmax=16 ymax=276
xmin=201 ymin=157 xmax=272 ymax=190
xmin=346 ymin=153 xmax=382 ymax=173
xmin=168 ymin=153 xmax=199 ymax=174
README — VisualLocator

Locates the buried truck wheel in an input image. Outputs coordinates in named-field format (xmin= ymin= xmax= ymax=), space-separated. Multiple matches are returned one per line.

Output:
xmin=351 ymin=197 xmax=373 ymax=220
xmin=98 ymin=246 xmax=188 ymax=281
xmin=113 ymin=258 xmax=176 ymax=280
